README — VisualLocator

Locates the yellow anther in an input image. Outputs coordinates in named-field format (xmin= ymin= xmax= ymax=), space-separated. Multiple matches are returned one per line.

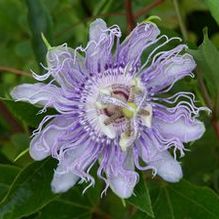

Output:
xmin=122 ymin=102 xmax=137 ymax=119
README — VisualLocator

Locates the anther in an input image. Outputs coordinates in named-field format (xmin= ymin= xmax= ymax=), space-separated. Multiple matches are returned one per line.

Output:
xmin=126 ymin=120 xmax=132 ymax=137
xmin=104 ymin=111 xmax=123 ymax=125
xmin=139 ymin=109 xmax=150 ymax=116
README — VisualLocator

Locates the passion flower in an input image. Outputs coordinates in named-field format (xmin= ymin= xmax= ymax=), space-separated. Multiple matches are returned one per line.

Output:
xmin=11 ymin=19 xmax=208 ymax=199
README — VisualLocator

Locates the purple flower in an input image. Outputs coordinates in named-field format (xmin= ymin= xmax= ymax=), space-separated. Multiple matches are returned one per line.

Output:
xmin=11 ymin=19 xmax=208 ymax=199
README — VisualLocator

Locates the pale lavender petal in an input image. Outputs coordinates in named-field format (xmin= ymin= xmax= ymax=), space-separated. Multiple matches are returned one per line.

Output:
xmin=30 ymin=115 xmax=77 ymax=160
xmin=50 ymin=140 xmax=90 ymax=194
xmin=52 ymin=140 xmax=102 ymax=193
xmin=137 ymin=130 xmax=162 ymax=163
xmin=155 ymin=117 xmax=205 ymax=143
xmin=41 ymin=44 xmax=87 ymax=90
xmin=142 ymin=45 xmax=196 ymax=92
xmin=10 ymin=82 xmax=79 ymax=113
xmin=105 ymin=147 xmax=138 ymax=199
xmin=117 ymin=22 xmax=160 ymax=66
xmin=10 ymin=83 xmax=61 ymax=107
xmin=153 ymin=106 xmax=205 ymax=143
xmin=135 ymin=130 xmax=182 ymax=182
xmin=86 ymin=19 xmax=121 ymax=74
xmin=51 ymin=165 xmax=79 ymax=193
xmin=148 ymin=151 xmax=183 ymax=183
xmin=89 ymin=18 xmax=107 ymax=41
xmin=109 ymin=173 xmax=137 ymax=199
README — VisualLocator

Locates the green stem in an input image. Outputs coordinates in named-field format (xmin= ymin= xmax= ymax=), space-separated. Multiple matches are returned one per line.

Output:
xmin=124 ymin=0 xmax=136 ymax=32
xmin=121 ymin=198 xmax=126 ymax=207
xmin=172 ymin=0 xmax=188 ymax=41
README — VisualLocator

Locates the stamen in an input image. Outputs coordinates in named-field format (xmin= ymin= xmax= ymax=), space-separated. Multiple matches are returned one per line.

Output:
xmin=128 ymin=86 xmax=135 ymax=102
xmin=126 ymin=120 xmax=132 ymax=137
xmin=139 ymin=109 xmax=150 ymax=116
xmin=104 ymin=111 xmax=123 ymax=125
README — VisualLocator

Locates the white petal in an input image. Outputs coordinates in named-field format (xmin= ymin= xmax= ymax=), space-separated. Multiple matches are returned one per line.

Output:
xmin=138 ymin=131 xmax=182 ymax=182
xmin=149 ymin=151 xmax=183 ymax=183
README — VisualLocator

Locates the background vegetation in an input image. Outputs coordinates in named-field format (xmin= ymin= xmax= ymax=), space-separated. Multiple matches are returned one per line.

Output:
xmin=0 ymin=0 xmax=219 ymax=218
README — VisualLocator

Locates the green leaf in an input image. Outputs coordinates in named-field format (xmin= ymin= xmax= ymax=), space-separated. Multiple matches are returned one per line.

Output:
xmin=1 ymin=133 xmax=30 ymax=162
xmin=189 ymin=28 xmax=219 ymax=99
xmin=38 ymin=200 xmax=91 ymax=219
xmin=101 ymin=191 xmax=126 ymax=219
xmin=128 ymin=174 xmax=154 ymax=218
xmin=0 ymin=97 xmax=57 ymax=128
xmin=148 ymin=179 xmax=219 ymax=219
xmin=0 ymin=165 xmax=20 ymax=201
xmin=93 ymin=0 xmax=113 ymax=16
xmin=53 ymin=166 xmax=103 ymax=219
xmin=0 ymin=152 xmax=12 ymax=165
xmin=130 ymin=210 xmax=149 ymax=219
xmin=0 ymin=158 xmax=58 ymax=219
xmin=25 ymin=0 xmax=53 ymax=67
xmin=203 ymin=0 xmax=219 ymax=25
xmin=182 ymin=127 xmax=219 ymax=185
xmin=60 ymin=179 xmax=102 ymax=209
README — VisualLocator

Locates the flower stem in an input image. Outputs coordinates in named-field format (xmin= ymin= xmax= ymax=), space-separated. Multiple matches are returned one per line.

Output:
xmin=172 ymin=0 xmax=188 ymax=41
xmin=197 ymin=68 xmax=219 ymax=140
xmin=0 ymin=66 xmax=31 ymax=77
xmin=124 ymin=0 xmax=135 ymax=32
xmin=134 ymin=0 xmax=165 ymax=19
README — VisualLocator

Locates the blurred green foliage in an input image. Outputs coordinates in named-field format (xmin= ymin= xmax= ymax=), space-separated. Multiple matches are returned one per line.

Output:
xmin=0 ymin=0 xmax=219 ymax=218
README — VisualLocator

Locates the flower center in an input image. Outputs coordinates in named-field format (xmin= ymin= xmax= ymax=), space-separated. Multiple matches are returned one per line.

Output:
xmin=81 ymin=68 xmax=153 ymax=150
xmin=96 ymin=80 xmax=152 ymax=151
xmin=100 ymin=84 xmax=134 ymax=125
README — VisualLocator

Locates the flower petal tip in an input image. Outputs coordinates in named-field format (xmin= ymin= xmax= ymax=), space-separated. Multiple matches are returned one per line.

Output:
xmin=109 ymin=177 xmax=135 ymax=199
xmin=29 ymin=147 xmax=49 ymax=161
xmin=109 ymin=171 xmax=138 ymax=199
xmin=51 ymin=171 xmax=79 ymax=193
xmin=157 ymin=159 xmax=183 ymax=183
